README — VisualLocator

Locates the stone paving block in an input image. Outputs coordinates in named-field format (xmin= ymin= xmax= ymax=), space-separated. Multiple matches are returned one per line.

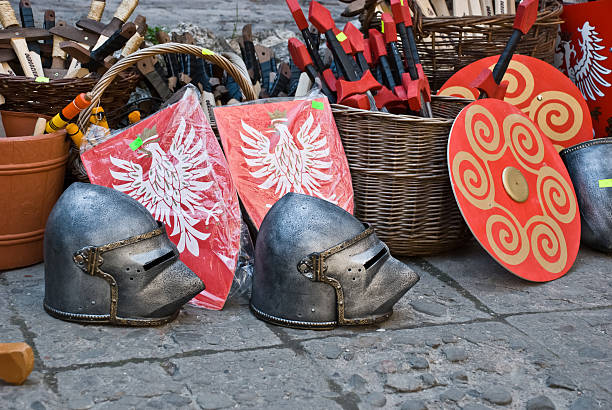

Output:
xmin=300 ymin=322 xmax=591 ymax=409
xmin=424 ymin=243 xmax=612 ymax=314
xmin=6 ymin=264 xmax=281 ymax=368
xmin=54 ymin=348 xmax=342 ymax=409
xmin=25 ymin=0 xmax=348 ymax=38
xmin=506 ymin=309 xmax=611 ymax=365
xmin=0 ymin=323 xmax=24 ymax=344
xmin=0 ymin=370 xmax=61 ymax=410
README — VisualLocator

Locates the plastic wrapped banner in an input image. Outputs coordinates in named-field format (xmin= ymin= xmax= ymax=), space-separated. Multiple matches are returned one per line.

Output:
xmin=214 ymin=95 xmax=354 ymax=228
xmin=81 ymin=86 xmax=242 ymax=310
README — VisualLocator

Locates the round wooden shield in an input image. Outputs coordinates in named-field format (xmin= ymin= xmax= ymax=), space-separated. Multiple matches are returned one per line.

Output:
xmin=448 ymin=99 xmax=581 ymax=282
xmin=439 ymin=54 xmax=593 ymax=152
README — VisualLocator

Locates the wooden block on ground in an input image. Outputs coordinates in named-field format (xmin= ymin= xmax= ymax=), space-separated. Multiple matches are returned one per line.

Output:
xmin=0 ymin=343 xmax=34 ymax=385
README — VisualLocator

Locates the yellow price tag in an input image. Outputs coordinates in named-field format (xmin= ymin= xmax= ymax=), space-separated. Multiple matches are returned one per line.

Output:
xmin=336 ymin=32 xmax=348 ymax=42
xmin=202 ymin=48 xmax=215 ymax=56
xmin=599 ymin=179 xmax=612 ymax=188
xmin=35 ymin=76 xmax=50 ymax=83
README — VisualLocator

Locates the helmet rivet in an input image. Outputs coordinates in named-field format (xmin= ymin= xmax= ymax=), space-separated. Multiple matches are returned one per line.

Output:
xmin=311 ymin=308 xmax=315 ymax=312
xmin=336 ymin=284 xmax=341 ymax=289
xmin=537 ymin=95 xmax=543 ymax=101
xmin=91 ymin=300 xmax=96 ymax=305
xmin=338 ymin=301 xmax=343 ymax=305
xmin=74 ymin=254 xmax=84 ymax=264
xmin=298 ymin=262 xmax=309 ymax=273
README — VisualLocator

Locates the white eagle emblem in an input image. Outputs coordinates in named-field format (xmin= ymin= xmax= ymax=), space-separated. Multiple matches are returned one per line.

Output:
xmin=109 ymin=118 xmax=222 ymax=257
xmin=558 ymin=21 xmax=611 ymax=101
xmin=240 ymin=111 xmax=336 ymax=202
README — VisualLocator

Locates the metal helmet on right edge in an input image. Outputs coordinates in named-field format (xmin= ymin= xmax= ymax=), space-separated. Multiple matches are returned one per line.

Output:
xmin=44 ymin=183 xmax=206 ymax=326
xmin=560 ymin=138 xmax=612 ymax=253
xmin=250 ymin=193 xmax=420 ymax=329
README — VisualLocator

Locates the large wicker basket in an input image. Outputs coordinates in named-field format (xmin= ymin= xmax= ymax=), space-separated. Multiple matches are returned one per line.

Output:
xmin=363 ymin=0 xmax=563 ymax=92
xmin=332 ymin=96 xmax=473 ymax=256
xmin=0 ymin=71 xmax=140 ymax=126
xmin=70 ymin=43 xmax=256 ymax=182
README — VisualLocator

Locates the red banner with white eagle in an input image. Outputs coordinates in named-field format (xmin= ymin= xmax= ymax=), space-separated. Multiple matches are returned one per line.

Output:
xmin=81 ymin=87 xmax=242 ymax=310
xmin=214 ymin=97 xmax=354 ymax=228
xmin=556 ymin=0 xmax=612 ymax=139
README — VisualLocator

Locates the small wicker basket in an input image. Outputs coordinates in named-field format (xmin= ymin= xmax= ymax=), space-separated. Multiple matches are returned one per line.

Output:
xmin=0 ymin=71 xmax=140 ymax=125
xmin=332 ymin=96 xmax=473 ymax=256
xmin=363 ymin=0 xmax=563 ymax=92
xmin=70 ymin=43 xmax=256 ymax=182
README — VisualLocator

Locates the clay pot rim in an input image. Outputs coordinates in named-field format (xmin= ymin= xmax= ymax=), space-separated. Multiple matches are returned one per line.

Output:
xmin=0 ymin=110 xmax=67 ymax=141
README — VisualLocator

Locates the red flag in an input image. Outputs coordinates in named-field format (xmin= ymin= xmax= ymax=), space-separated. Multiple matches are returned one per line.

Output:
xmin=215 ymin=97 xmax=354 ymax=228
xmin=81 ymin=89 xmax=242 ymax=310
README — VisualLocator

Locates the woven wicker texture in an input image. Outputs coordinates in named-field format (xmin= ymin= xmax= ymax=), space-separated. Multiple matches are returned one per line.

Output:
xmin=363 ymin=0 xmax=563 ymax=92
xmin=70 ymin=42 xmax=256 ymax=182
xmin=332 ymin=96 xmax=473 ymax=256
xmin=0 ymin=72 xmax=140 ymax=123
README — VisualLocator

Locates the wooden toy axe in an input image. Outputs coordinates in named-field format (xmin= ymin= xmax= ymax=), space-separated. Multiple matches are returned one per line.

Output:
xmin=471 ymin=0 xmax=539 ymax=99
xmin=61 ymin=22 xmax=136 ymax=74
xmin=0 ymin=0 xmax=45 ymax=77
xmin=309 ymin=1 xmax=381 ymax=110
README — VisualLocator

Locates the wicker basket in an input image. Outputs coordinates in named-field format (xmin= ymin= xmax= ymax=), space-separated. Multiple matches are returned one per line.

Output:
xmin=363 ymin=0 xmax=563 ymax=92
xmin=69 ymin=43 xmax=256 ymax=182
xmin=332 ymin=95 xmax=473 ymax=256
xmin=0 ymin=71 xmax=140 ymax=126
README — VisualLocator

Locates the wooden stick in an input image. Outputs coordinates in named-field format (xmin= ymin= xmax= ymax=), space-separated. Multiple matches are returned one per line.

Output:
xmin=430 ymin=0 xmax=450 ymax=16
xmin=453 ymin=0 xmax=471 ymax=16
xmin=415 ymin=0 xmax=436 ymax=17
xmin=481 ymin=0 xmax=495 ymax=16
xmin=33 ymin=117 xmax=46 ymax=135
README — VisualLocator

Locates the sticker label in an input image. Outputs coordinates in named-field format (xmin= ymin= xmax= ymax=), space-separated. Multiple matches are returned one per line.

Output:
xmin=381 ymin=20 xmax=385 ymax=34
xmin=35 ymin=76 xmax=50 ymax=83
xmin=202 ymin=48 xmax=215 ymax=56
xmin=129 ymin=136 xmax=143 ymax=150
xmin=599 ymin=179 xmax=612 ymax=188
xmin=336 ymin=32 xmax=347 ymax=42
xmin=311 ymin=100 xmax=324 ymax=110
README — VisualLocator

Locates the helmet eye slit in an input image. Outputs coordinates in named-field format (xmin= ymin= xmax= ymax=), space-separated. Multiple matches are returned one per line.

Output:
xmin=143 ymin=251 xmax=176 ymax=271
xmin=363 ymin=248 xmax=388 ymax=270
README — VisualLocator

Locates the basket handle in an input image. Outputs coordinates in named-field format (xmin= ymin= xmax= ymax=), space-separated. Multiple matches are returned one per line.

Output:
xmin=77 ymin=42 xmax=257 ymax=130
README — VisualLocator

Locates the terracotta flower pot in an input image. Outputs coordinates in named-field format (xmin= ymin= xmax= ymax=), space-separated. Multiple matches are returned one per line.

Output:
xmin=0 ymin=111 xmax=69 ymax=270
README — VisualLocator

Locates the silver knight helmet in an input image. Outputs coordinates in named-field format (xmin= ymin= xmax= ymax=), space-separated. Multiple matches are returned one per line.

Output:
xmin=250 ymin=193 xmax=420 ymax=329
xmin=44 ymin=183 xmax=205 ymax=326
xmin=561 ymin=138 xmax=612 ymax=253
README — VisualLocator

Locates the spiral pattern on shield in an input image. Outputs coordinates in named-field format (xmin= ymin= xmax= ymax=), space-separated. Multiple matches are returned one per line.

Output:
xmin=503 ymin=113 xmax=545 ymax=173
xmin=485 ymin=211 xmax=530 ymax=266
xmin=537 ymin=166 xmax=578 ymax=225
xmin=465 ymin=105 xmax=505 ymax=161
xmin=526 ymin=91 xmax=583 ymax=146
xmin=451 ymin=151 xmax=495 ymax=210
xmin=490 ymin=60 xmax=535 ymax=107
xmin=528 ymin=216 xmax=567 ymax=274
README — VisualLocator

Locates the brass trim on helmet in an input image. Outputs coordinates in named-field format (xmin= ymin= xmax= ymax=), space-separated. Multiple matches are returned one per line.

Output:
xmin=296 ymin=224 xmax=392 ymax=326
xmin=70 ymin=222 xmax=175 ymax=326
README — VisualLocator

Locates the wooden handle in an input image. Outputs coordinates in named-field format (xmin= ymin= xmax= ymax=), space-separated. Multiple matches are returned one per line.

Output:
xmin=87 ymin=0 xmax=106 ymax=21
xmin=120 ymin=32 xmax=144 ymax=57
xmin=0 ymin=1 xmax=19 ymax=28
xmin=77 ymin=43 xmax=257 ymax=130
xmin=114 ymin=0 xmax=138 ymax=22
xmin=0 ymin=343 xmax=34 ymax=385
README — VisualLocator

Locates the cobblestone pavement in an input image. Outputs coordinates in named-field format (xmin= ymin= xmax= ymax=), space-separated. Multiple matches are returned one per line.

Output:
xmin=2 ymin=1 xmax=612 ymax=409
xmin=16 ymin=0 xmax=348 ymax=39
xmin=1 ymin=241 xmax=611 ymax=409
